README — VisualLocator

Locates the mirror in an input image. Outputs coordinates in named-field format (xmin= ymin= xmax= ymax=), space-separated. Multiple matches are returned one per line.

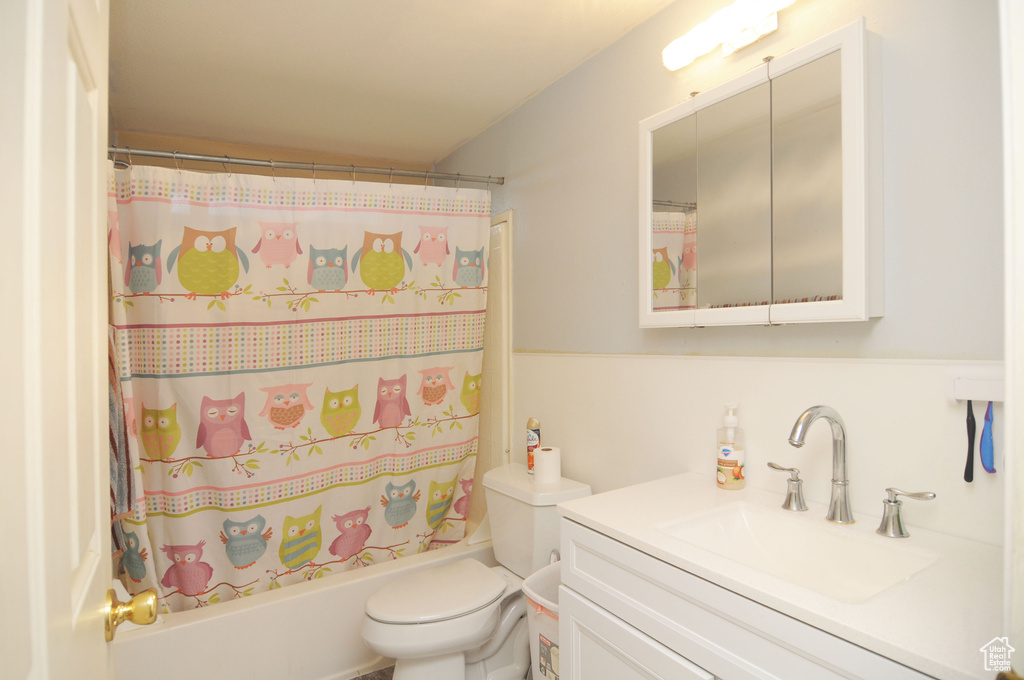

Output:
xmin=639 ymin=19 xmax=880 ymax=328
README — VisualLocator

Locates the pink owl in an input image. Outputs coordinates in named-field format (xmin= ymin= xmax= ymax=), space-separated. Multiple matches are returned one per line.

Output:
xmin=413 ymin=226 xmax=449 ymax=267
xmin=453 ymin=478 xmax=472 ymax=518
xmin=682 ymin=232 xmax=697 ymax=272
xmin=123 ymin=397 xmax=137 ymax=439
xmin=416 ymin=367 xmax=455 ymax=406
xmin=252 ymin=222 xmax=303 ymax=268
xmin=258 ymin=383 xmax=314 ymax=430
xmin=328 ymin=506 xmax=373 ymax=560
xmin=197 ymin=393 xmax=252 ymax=457
xmin=108 ymin=210 xmax=122 ymax=264
xmin=159 ymin=541 xmax=214 ymax=596
xmin=373 ymin=375 xmax=412 ymax=428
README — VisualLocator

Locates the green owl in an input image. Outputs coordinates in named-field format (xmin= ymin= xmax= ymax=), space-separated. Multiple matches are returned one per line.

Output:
xmin=140 ymin=403 xmax=181 ymax=460
xmin=426 ymin=479 xmax=456 ymax=532
xmin=279 ymin=506 xmax=322 ymax=569
xmin=167 ymin=226 xmax=250 ymax=299
xmin=652 ymin=247 xmax=674 ymax=291
xmin=351 ymin=231 xmax=414 ymax=292
xmin=460 ymin=372 xmax=481 ymax=416
xmin=321 ymin=385 xmax=361 ymax=437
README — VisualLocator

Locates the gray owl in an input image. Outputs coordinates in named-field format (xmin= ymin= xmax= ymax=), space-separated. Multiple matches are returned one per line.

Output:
xmin=308 ymin=245 xmax=348 ymax=291
xmin=452 ymin=246 xmax=484 ymax=288
xmin=122 ymin=528 xmax=148 ymax=583
xmin=380 ymin=479 xmax=420 ymax=529
xmin=220 ymin=515 xmax=272 ymax=569
xmin=125 ymin=240 xmax=162 ymax=294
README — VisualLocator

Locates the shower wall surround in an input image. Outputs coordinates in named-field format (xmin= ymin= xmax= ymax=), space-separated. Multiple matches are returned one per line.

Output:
xmin=436 ymin=0 xmax=1004 ymax=538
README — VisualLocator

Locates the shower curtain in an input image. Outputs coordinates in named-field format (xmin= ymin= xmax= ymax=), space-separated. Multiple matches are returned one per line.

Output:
xmin=107 ymin=162 xmax=490 ymax=612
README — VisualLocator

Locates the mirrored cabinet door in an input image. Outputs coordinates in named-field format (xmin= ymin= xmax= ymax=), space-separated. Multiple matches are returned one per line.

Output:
xmin=695 ymin=81 xmax=772 ymax=310
xmin=771 ymin=49 xmax=843 ymax=306
xmin=638 ymin=18 xmax=880 ymax=329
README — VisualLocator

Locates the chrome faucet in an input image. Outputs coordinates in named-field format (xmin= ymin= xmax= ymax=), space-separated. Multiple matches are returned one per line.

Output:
xmin=788 ymin=405 xmax=855 ymax=524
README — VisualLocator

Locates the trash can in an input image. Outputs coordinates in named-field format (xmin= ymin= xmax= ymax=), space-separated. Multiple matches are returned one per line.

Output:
xmin=521 ymin=562 xmax=562 ymax=680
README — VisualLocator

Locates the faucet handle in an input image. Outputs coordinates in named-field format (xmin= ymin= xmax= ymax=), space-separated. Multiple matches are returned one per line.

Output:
xmin=876 ymin=488 xmax=936 ymax=538
xmin=767 ymin=462 xmax=808 ymax=512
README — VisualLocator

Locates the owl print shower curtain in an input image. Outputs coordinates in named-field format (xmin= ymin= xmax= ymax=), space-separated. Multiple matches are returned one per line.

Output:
xmin=107 ymin=162 xmax=489 ymax=612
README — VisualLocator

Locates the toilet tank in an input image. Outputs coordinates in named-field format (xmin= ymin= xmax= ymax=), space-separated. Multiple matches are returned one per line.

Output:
xmin=482 ymin=463 xmax=591 ymax=578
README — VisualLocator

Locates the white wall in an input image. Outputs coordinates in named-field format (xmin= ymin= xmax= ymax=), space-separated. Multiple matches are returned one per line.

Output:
xmin=440 ymin=0 xmax=1004 ymax=360
xmin=436 ymin=0 xmax=1006 ymax=546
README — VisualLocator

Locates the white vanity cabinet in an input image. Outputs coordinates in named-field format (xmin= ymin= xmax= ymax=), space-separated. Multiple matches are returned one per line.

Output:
xmin=559 ymin=519 xmax=933 ymax=680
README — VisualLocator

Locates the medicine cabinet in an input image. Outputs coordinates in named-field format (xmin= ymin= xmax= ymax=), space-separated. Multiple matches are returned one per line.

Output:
xmin=639 ymin=19 xmax=882 ymax=328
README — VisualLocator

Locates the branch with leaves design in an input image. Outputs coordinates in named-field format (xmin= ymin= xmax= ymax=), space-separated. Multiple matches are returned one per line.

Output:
xmin=140 ymin=441 xmax=269 ymax=478
xmin=157 ymin=578 xmax=259 ymax=608
xmin=266 ymin=539 xmax=410 ymax=585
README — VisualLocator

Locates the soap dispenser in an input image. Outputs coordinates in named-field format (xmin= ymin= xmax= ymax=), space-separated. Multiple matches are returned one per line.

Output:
xmin=717 ymin=403 xmax=745 ymax=490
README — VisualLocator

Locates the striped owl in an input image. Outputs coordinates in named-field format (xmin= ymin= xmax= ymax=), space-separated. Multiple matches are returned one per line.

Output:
xmin=307 ymin=245 xmax=348 ymax=291
xmin=321 ymin=385 xmax=361 ymax=437
xmin=426 ymin=479 xmax=457 ymax=532
xmin=351 ymin=231 xmax=413 ymax=293
xmin=460 ymin=372 xmax=481 ymax=416
xmin=452 ymin=246 xmax=485 ymax=288
xmin=140 ymin=403 xmax=181 ymax=461
xmin=252 ymin=222 xmax=302 ymax=268
xmin=279 ymin=506 xmax=322 ymax=569
xmin=125 ymin=240 xmax=162 ymax=294
xmin=257 ymin=383 xmax=314 ymax=430
xmin=167 ymin=226 xmax=250 ymax=299
xmin=220 ymin=515 xmax=272 ymax=569
xmin=416 ymin=367 xmax=455 ymax=406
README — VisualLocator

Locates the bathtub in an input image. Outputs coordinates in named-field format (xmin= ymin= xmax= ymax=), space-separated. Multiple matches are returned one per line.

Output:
xmin=113 ymin=538 xmax=498 ymax=680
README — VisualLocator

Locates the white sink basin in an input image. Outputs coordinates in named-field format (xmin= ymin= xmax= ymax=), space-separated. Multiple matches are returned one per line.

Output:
xmin=657 ymin=502 xmax=938 ymax=604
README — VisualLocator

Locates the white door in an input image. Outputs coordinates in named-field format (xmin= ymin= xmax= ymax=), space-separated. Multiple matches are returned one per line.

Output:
xmin=1 ymin=0 xmax=112 ymax=677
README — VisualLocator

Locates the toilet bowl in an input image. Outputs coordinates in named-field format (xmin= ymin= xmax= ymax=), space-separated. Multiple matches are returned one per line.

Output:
xmin=360 ymin=463 xmax=591 ymax=680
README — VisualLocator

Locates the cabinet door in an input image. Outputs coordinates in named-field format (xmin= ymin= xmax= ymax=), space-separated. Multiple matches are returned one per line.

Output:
xmin=560 ymin=587 xmax=715 ymax=680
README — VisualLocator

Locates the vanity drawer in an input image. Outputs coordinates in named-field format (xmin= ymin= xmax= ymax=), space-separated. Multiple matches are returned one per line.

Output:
xmin=560 ymin=519 xmax=932 ymax=680
xmin=560 ymin=586 xmax=716 ymax=680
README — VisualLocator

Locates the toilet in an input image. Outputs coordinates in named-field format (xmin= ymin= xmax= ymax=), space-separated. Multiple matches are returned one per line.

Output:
xmin=361 ymin=463 xmax=591 ymax=680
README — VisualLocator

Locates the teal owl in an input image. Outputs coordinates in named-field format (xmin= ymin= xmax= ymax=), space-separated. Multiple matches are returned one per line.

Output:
xmin=279 ymin=506 xmax=322 ymax=569
xmin=351 ymin=231 xmax=413 ymax=292
xmin=122 ymin=528 xmax=148 ymax=583
xmin=140 ymin=403 xmax=181 ymax=460
xmin=460 ymin=372 xmax=481 ymax=415
xmin=426 ymin=479 xmax=456 ymax=531
xmin=452 ymin=246 xmax=484 ymax=287
xmin=220 ymin=515 xmax=272 ymax=569
xmin=321 ymin=385 xmax=361 ymax=437
xmin=167 ymin=226 xmax=250 ymax=299
xmin=381 ymin=480 xmax=419 ymax=529
xmin=652 ymin=247 xmax=674 ymax=291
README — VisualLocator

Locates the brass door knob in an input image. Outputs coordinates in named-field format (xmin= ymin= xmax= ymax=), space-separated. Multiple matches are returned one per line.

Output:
xmin=104 ymin=588 xmax=157 ymax=641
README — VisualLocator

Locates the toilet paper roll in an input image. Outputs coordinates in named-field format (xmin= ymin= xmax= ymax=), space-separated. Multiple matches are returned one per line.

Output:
xmin=534 ymin=446 xmax=562 ymax=487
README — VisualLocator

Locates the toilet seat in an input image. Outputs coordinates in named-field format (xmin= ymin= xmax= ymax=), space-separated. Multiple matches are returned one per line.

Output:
xmin=365 ymin=558 xmax=508 ymax=624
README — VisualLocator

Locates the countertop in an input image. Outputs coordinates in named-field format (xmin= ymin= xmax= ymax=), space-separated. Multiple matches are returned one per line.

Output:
xmin=557 ymin=472 xmax=1002 ymax=680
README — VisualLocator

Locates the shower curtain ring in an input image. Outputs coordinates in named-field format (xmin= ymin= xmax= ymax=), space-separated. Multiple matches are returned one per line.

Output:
xmin=126 ymin=146 xmax=133 ymax=168
xmin=350 ymin=164 xmax=356 ymax=184
xmin=456 ymin=174 xmax=462 ymax=191
xmin=424 ymin=170 xmax=431 ymax=190
xmin=389 ymin=167 xmax=394 ymax=187
xmin=222 ymin=155 xmax=231 ymax=176
xmin=270 ymin=159 xmax=276 ymax=181
xmin=311 ymin=161 xmax=316 ymax=183
xmin=173 ymin=150 xmax=182 ymax=173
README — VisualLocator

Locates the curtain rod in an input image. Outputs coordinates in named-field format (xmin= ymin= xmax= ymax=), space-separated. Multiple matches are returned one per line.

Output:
xmin=107 ymin=146 xmax=504 ymax=187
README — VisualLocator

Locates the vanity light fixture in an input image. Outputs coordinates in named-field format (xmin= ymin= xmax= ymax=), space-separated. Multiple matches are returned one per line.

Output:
xmin=662 ymin=0 xmax=796 ymax=71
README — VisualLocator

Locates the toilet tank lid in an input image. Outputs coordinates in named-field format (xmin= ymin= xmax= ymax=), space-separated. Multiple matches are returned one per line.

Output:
xmin=482 ymin=463 xmax=591 ymax=506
